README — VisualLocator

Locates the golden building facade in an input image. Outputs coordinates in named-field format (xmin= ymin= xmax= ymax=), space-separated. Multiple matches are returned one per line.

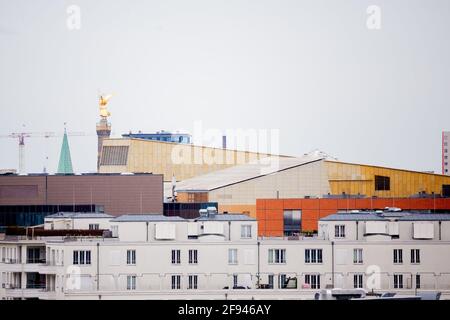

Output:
xmin=325 ymin=161 xmax=450 ymax=198
xmin=98 ymin=138 xmax=286 ymax=181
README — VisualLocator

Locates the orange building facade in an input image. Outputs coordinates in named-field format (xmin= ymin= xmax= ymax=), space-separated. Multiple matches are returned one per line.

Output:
xmin=256 ymin=197 xmax=450 ymax=237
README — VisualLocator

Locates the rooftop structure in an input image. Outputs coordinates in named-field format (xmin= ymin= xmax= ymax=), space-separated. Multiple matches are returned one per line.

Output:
xmin=0 ymin=173 xmax=164 ymax=230
xmin=56 ymin=130 xmax=74 ymax=174
xmin=122 ymin=131 xmax=191 ymax=144
xmin=321 ymin=211 xmax=450 ymax=221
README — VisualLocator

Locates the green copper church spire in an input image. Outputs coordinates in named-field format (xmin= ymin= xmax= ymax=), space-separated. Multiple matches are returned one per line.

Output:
xmin=57 ymin=127 xmax=74 ymax=174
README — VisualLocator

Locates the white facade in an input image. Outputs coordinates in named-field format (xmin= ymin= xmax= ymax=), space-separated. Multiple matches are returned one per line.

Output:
xmin=1 ymin=212 xmax=450 ymax=300
xmin=44 ymin=213 xmax=113 ymax=231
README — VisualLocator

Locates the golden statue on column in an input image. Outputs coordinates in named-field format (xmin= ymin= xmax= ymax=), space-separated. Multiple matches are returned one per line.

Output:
xmin=98 ymin=94 xmax=113 ymax=119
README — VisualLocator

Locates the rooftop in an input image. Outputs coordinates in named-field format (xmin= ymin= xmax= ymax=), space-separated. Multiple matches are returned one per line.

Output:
xmin=320 ymin=211 xmax=450 ymax=222
xmin=175 ymin=155 xmax=324 ymax=192
xmin=196 ymin=214 xmax=256 ymax=221
xmin=110 ymin=213 xmax=255 ymax=222
xmin=111 ymin=214 xmax=185 ymax=222
xmin=45 ymin=212 xmax=114 ymax=219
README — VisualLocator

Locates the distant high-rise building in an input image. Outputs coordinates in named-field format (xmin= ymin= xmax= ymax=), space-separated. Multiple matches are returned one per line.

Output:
xmin=57 ymin=129 xmax=74 ymax=174
xmin=443 ymin=131 xmax=449 ymax=175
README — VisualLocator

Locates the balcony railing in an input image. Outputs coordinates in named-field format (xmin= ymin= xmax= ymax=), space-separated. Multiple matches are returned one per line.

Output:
xmin=2 ymin=259 xmax=20 ymax=264
xmin=26 ymin=258 xmax=46 ymax=264
xmin=26 ymin=283 xmax=47 ymax=290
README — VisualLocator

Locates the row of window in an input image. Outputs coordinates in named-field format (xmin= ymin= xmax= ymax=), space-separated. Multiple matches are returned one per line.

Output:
xmin=71 ymin=248 xmax=422 ymax=266
xmin=171 ymin=250 xmax=199 ymax=264
xmin=128 ymin=273 xmax=420 ymax=291
xmin=393 ymin=249 xmax=421 ymax=264
xmin=352 ymin=274 xmax=421 ymax=289
xmin=126 ymin=275 xmax=199 ymax=290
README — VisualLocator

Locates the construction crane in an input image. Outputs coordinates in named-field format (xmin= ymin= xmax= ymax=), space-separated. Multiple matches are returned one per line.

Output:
xmin=0 ymin=130 xmax=89 ymax=174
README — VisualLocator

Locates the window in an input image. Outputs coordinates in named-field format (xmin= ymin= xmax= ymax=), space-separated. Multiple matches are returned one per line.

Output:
xmin=394 ymin=274 xmax=403 ymax=289
xmin=268 ymin=274 xmax=274 ymax=289
xmin=171 ymin=275 xmax=181 ymax=290
xmin=126 ymin=275 xmax=136 ymax=290
xmin=283 ymin=210 xmax=302 ymax=236
xmin=268 ymin=249 xmax=286 ymax=264
xmin=411 ymin=249 xmax=420 ymax=264
xmin=240 ymin=225 xmax=252 ymax=238
xmin=188 ymin=250 xmax=198 ymax=264
xmin=304 ymin=274 xmax=320 ymax=289
xmin=416 ymin=274 xmax=421 ymax=289
xmin=305 ymin=249 xmax=323 ymax=264
xmin=89 ymin=224 xmax=99 ymax=230
xmin=354 ymin=274 xmax=364 ymax=288
xmin=375 ymin=175 xmax=390 ymax=191
xmin=127 ymin=250 xmax=136 ymax=265
xmin=111 ymin=225 xmax=119 ymax=238
xmin=353 ymin=249 xmax=363 ymax=264
xmin=335 ymin=225 xmax=345 ymax=238
xmin=393 ymin=249 xmax=403 ymax=264
xmin=233 ymin=274 xmax=238 ymax=288
xmin=228 ymin=249 xmax=238 ymax=264
xmin=188 ymin=275 xmax=198 ymax=289
xmin=27 ymin=247 xmax=41 ymax=263
xmin=171 ymin=250 xmax=181 ymax=264
xmin=279 ymin=274 xmax=287 ymax=289
xmin=73 ymin=250 xmax=91 ymax=265
xmin=443 ymin=185 xmax=450 ymax=198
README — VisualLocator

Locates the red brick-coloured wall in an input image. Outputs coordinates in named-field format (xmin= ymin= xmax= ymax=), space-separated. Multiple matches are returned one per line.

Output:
xmin=256 ymin=198 xmax=450 ymax=236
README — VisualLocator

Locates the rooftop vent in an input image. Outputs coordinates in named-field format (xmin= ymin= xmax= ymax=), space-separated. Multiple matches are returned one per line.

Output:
xmin=206 ymin=206 xmax=217 ymax=216
xmin=384 ymin=207 xmax=402 ymax=212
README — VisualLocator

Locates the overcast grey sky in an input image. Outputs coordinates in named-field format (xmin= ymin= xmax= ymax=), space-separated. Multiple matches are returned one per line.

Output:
xmin=1 ymin=0 xmax=449 ymax=174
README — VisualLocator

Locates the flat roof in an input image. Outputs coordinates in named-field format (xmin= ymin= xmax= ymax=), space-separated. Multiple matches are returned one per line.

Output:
xmin=111 ymin=214 xmax=185 ymax=222
xmin=320 ymin=211 xmax=450 ymax=222
xmin=110 ymin=213 xmax=254 ymax=222
xmin=196 ymin=214 xmax=256 ymax=222
xmin=45 ymin=212 xmax=114 ymax=219
xmin=0 ymin=173 xmax=160 ymax=177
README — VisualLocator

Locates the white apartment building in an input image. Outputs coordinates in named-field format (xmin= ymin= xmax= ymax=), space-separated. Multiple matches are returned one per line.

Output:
xmin=1 ymin=209 xmax=450 ymax=300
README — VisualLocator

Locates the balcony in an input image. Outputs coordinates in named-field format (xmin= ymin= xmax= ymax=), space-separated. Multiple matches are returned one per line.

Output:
xmin=5 ymin=286 xmax=56 ymax=299
xmin=26 ymin=258 xmax=46 ymax=264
